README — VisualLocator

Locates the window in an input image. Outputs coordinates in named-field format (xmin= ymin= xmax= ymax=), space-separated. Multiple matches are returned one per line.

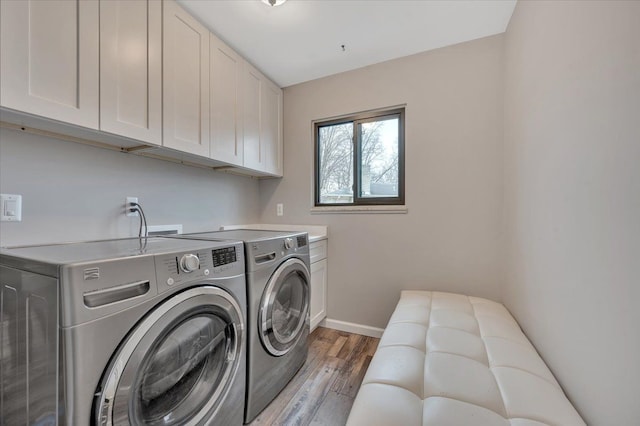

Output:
xmin=314 ymin=108 xmax=405 ymax=206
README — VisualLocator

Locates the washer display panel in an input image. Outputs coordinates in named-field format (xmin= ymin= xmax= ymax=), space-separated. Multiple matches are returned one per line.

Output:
xmin=95 ymin=287 xmax=243 ymax=426
xmin=260 ymin=258 xmax=310 ymax=356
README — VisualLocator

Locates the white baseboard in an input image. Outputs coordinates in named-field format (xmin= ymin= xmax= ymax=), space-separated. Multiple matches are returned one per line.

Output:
xmin=310 ymin=315 xmax=324 ymax=333
xmin=320 ymin=318 xmax=385 ymax=338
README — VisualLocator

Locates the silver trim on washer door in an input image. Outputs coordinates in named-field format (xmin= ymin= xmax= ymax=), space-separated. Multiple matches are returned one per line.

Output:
xmin=95 ymin=286 xmax=244 ymax=426
xmin=260 ymin=258 xmax=310 ymax=356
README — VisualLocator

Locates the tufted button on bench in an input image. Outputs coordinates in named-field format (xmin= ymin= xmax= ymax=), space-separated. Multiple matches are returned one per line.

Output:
xmin=346 ymin=291 xmax=585 ymax=426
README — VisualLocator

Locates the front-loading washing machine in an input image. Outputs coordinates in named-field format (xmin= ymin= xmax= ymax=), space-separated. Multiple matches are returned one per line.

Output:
xmin=0 ymin=236 xmax=247 ymax=425
xmin=170 ymin=230 xmax=311 ymax=423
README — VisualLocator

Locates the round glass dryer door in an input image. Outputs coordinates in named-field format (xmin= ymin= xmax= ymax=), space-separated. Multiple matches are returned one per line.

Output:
xmin=260 ymin=258 xmax=310 ymax=356
xmin=95 ymin=287 xmax=244 ymax=426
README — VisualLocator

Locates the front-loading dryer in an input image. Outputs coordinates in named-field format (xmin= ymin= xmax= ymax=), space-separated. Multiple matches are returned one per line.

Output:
xmin=169 ymin=230 xmax=311 ymax=423
xmin=0 ymin=236 xmax=247 ymax=425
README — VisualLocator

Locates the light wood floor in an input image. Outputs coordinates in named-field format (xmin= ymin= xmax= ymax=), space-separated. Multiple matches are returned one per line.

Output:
xmin=248 ymin=327 xmax=380 ymax=426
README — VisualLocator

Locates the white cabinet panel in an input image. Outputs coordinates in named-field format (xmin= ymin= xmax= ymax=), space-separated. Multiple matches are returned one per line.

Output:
xmin=310 ymin=258 xmax=328 ymax=332
xmin=0 ymin=0 xmax=99 ymax=128
xmin=242 ymin=62 xmax=283 ymax=176
xmin=209 ymin=34 xmax=243 ymax=165
xmin=100 ymin=0 xmax=162 ymax=145
xmin=163 ymin=0 xmax=209 ymax=157
xmin=261 ymin=80 xmax=283 ymax=176
xmin=310 ymin=239 xmax=328 ymax=264
xmin=310 ymin=238 xmax=328 ymax=332
xmin=243 ymin=65 xmax=262 ymax=171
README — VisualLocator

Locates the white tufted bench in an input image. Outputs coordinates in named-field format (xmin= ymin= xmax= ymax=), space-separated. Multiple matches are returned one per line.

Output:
xmin=346 ymin=291 xmax=585 ymax=426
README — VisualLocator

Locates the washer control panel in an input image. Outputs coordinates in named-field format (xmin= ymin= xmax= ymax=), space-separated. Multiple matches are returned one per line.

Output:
xmin=284 ymin=237 xmax=294 ymax=250
xmin=212 ymin=246 xmax=237 ymax=267
xmin=155 ymin=243 xmax=244 ymax=294
xmin=179 ymin=253 xmax=200 ymax=272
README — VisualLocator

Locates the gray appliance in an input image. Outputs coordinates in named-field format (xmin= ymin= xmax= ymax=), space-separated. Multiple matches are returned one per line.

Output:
xmin=170 ymin=230 xmax=311 ymax=423
xmin=0 ymin=236 xmax=247 ymax=425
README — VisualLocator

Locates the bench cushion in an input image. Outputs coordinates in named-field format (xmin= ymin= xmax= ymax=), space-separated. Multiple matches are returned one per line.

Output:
xmin=347 ymin=291 xmax=585 ymax=426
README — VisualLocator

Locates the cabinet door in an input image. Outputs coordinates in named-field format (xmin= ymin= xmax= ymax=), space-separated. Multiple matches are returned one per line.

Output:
xmin=100 ymin=0 xmax=162 ymax=145
xmin=243 ymin=63 xmax=283 ymax=175
xmin=163 ymin=0 xmax=209 ymax=157
xmin=209 ymin=34 xmax=243 ymax=165
xmin=242 ymin=63 xmax=263 ymax=171
xmin=310 ymin=258 xmax=328 ymax=331
xmin=0 ymin=0 xmax=99 ymax=129
xmin=261 ymin=80 xmax=283 ymax=176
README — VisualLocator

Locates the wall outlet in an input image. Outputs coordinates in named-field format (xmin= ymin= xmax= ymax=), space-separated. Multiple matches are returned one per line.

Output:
xmin=126 ymin=197 xmax=139 ymax=217
xmin=276 ymin=203 xmax=284 ymax=216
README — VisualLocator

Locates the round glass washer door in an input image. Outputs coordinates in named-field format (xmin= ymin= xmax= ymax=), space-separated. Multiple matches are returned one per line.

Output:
xmin=260 ymin=258 xmax=310 ymax=356
xmin=95 ymin=286 xmax=244 ymax=426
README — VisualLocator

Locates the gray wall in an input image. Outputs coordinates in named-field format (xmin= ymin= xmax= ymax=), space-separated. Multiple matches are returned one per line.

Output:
xmin=503 ymin=1 xmax=640 ymax=424
xmin=0 ymin=127 xmax=260 ymax=246
xmin=260 ymin=35 xmax=505 ymax=328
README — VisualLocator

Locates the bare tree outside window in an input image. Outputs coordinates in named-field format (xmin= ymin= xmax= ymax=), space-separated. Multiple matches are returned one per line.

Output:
xmin=315 ymin=108 xmax=404 ymax=206
xmin=318 ymin=123 xmax=353 ymax=203
xmin=360 ymin=118 xmax=399 ymax=198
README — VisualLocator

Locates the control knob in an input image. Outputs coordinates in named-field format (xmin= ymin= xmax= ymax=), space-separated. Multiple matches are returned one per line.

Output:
xmin=284 ymin=237 xmax=294 ymax=250
xmin=180 ymin=254 xmax=200 ymax=272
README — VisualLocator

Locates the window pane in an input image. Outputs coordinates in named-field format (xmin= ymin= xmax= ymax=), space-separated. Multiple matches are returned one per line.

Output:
xmin=318 ymin=123 xmax=353 ymax=204
xmin=359 ymin=117 xmax=399 ymax=198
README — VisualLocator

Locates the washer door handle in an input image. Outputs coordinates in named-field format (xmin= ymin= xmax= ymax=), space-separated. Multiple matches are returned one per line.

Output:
xmin=83 ymin=280 xmax=150 ymax=307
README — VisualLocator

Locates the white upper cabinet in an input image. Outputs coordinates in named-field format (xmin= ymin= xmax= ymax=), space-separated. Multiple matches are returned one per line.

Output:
xmin=1 ymin=0 xmax=283 ymax=177
xmin=209 ymin=34 xmax=243 ymax=166
xmin=243 ymin=62 xmax=283 ymax=176
xmin=163 ymin=0 xmax=210 ymax=157
xmin=100 ymin=0 xmax=162 ymax=145
xmin=0 ymin=0 xmax=99 ymax=129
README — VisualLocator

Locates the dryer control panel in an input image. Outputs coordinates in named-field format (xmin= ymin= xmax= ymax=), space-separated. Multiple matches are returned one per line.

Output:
xmin=243 ymin=232 xmax=309 ymax=272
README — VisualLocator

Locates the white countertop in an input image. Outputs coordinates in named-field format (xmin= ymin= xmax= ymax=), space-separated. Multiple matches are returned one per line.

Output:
xmin=221 ymin=224 xmax=327 ymax=243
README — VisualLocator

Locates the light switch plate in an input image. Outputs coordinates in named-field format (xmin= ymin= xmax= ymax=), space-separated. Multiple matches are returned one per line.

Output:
xmin=1 ymin=194 xmax=22 ymax=222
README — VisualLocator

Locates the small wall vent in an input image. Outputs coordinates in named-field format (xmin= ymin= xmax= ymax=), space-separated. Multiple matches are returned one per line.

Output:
xmin=147 ymin=224 xmax=183 ymax=236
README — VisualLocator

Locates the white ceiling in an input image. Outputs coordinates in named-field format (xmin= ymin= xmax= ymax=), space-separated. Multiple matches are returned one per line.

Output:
xmin=178 ymin=0 xmax=516 ymax=88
